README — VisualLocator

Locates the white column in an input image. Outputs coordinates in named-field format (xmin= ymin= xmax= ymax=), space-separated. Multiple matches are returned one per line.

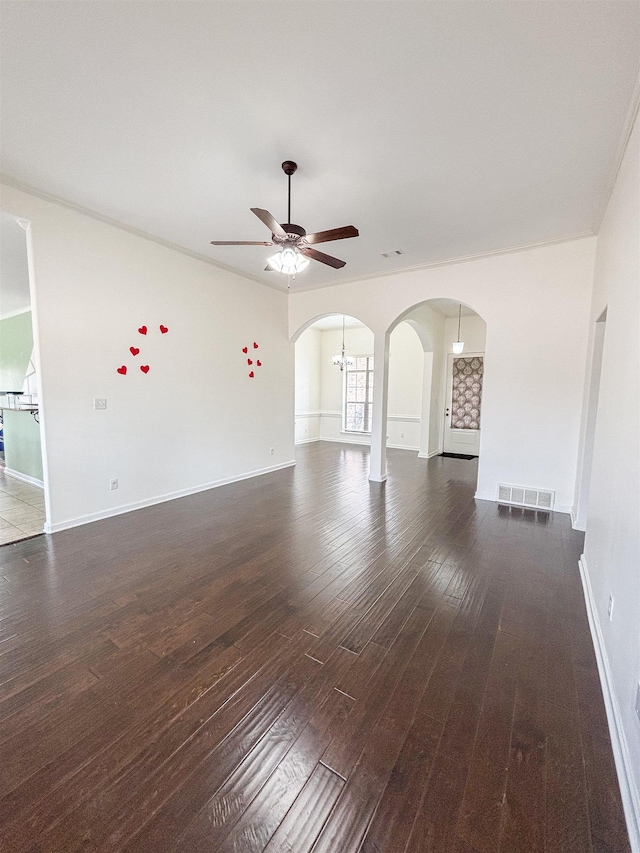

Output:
xmin=418 ymin=350 xmax=434 ymax=458
xmin=369 ymin=331 xmax=390 ymax=482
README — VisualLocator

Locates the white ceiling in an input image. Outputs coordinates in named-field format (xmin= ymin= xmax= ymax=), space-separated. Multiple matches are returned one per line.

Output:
xmin=419 ymin=299 xmax=476 ymax=319
xmin=1 ymin=2 xmax=638 ymax=292
xmin=310 ymin=315 xmax=365 ymax=332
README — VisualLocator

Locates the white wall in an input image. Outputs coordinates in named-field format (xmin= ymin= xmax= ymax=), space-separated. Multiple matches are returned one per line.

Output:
xmin=294 ymin=327 xmax=321 ymax=443
xmin=290 ymin=237 xmax=595 ymax=511
xmin=404 ymin=303 xmax=447 ymax=456
xmin=581 ymin=117 xmax=640 ymax=847
xmin=1 ymin=184 xmax=293 ymax=532
xmin=444 ymin=313 xmax=487 ymax=354
xmin=387 ymin=323 xmax=423 ymax=450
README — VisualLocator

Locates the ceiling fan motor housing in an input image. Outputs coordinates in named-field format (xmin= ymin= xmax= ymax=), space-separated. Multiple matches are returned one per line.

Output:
xmin=272 ymin=222 xmax=306 ymax=246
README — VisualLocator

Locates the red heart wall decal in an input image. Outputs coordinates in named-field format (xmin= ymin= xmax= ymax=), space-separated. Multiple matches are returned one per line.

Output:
xmin=247 ymin=359 xmax=253 ymax=365
xmin=242 ymin=346 xmax=248 ymax=354
xmin=138 ymin=325 xmax=147 ymax=335
xmin=257 ymin=360 xmax=262 ymax=367
xmin=159 ymin=325 xmax=168 ymax=334
xmin=140 ymin=365 xmax=150 ymax=374
xmin=117 ymin=365 xmax=127 ymax=375
xmin=253 ymin=342 xmax=258 ymax=348
xmin=249 ymin=371 xmax=254 ymax=378
xmin=130 ymin=346 xmax=140 ymax=356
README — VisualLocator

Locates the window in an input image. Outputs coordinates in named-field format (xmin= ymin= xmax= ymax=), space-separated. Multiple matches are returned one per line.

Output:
xmin=344 ymin=356 xmax=374 ymax=432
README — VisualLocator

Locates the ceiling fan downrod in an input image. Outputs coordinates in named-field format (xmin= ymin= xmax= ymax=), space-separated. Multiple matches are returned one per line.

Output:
xmin=281 ymin=160 xmax=297 ymax=230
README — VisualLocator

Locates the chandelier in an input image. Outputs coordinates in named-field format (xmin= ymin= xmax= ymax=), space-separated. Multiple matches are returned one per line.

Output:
xmin=332 ymin=316 xmax=355 ymax=371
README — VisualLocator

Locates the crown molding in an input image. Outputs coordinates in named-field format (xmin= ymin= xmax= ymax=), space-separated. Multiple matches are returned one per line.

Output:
xmin=287 ymin=231 xmax=596 ymax=294
xmin=1 ymin=173 xmax=597 ymax=297
xmin=0 ymin=174 xmax=287 ymax=293
xmin=593 ymin=68 xmax=640 ymax=234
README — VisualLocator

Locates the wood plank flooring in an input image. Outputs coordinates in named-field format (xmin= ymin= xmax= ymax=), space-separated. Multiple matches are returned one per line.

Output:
xmin=0 ymin=443 xmax=630 ymax=852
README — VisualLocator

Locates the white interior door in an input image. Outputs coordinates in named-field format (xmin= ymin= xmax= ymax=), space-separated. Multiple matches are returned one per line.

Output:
xmin=443 ymin=352 xmax=484 ymax=456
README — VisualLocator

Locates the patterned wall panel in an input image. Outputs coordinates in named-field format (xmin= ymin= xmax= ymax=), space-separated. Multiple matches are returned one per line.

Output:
xmin=452 ymin=356 xmax=483 ymax=429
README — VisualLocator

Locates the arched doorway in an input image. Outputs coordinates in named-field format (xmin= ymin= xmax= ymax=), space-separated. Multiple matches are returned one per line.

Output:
xmin=293 ymin=313 xmax=374 ymax=448
xmin=387 ymin=297 xmax=487 ymax=484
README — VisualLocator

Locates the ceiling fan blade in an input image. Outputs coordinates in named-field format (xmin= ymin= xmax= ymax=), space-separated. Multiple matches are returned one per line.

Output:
xmin=301 ymin=247 xmax=346 ymax=269
xmin=303 ymin=225 xmax=359 ymax=245
xmin=210 ymin=240 xmax=273 ymax=246
xmin=250 ymin=208 xmax=287 ymax=238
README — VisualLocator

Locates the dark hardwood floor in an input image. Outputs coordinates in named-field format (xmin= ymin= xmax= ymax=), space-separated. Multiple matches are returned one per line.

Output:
xmin=0 ymin=443 xmax=630 ymax=852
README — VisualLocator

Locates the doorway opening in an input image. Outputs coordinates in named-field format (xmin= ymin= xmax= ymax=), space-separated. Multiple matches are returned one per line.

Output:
xmin=0 ymin=213 xmax=48 ymax=544
xmin=294 ymin=314 xmax=373 ymax=448
xmin=386 ymin=298 xmax=487 ymax=490
xmin=390 ymin=299 xmax=486 ymax=459
xmin=442 ymin=351 xmax=484 ymax=458
xmin=573 ymin=309 xmax=607 ymax=531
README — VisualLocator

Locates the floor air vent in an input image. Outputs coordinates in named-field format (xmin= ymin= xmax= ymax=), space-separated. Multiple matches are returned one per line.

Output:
xmin=497 ymin=484 xmax=554 ymax=510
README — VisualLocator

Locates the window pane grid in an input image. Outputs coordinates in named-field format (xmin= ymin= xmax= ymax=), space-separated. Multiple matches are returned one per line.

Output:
xmin=344 ymin=356 xmax=374 ymax=433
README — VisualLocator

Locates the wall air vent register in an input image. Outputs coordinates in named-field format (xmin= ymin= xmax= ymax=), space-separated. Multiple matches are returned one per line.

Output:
xmin=497 ymin=484 xmax=554 ymax=511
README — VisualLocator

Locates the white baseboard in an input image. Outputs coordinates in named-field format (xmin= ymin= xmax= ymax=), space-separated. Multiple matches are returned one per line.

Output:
xmin=571 ymin=506 xmax=586 ymax=531
xmin=318 ymin=436 xmax=419 ymax=452
xmin=417 ymin=450 xmax=441 ymax=459
xmin=295 ymin=436 xmax=321 ymax=445
xmin=4 ymin=468 xmax=44 ymax=489
xmin=319 ymin=435 xmax=371 ymax=447
xmin=44 ymin=460 xmax=296 ymax=535
xmin=578 ymin=555 xmax=640 ymax=853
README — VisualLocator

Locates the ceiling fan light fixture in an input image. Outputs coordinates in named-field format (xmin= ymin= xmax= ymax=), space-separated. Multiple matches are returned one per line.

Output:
xmin=267 ymin=247 xmax=310 ymax=275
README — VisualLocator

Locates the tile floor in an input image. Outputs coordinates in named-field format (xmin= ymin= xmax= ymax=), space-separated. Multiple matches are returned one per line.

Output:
xmin=0 ymin=465 xmax=46 ymax=544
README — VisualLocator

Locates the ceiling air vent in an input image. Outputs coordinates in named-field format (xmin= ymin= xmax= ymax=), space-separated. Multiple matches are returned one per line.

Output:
xmin=497 ymin=484 xmax=555 ymax=511
xmin=381 ymin=249 xmax=403 ymax=257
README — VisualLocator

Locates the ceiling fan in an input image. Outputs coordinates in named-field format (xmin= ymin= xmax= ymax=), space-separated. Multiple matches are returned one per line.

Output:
xmin=211 ymin=161 xmax=359 ymax=274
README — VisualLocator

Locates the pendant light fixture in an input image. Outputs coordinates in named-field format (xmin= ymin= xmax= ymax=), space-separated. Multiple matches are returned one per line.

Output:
xmin=452 ymin=303 xmax=465 ymax=354
xmin=332 ymin=316 xmax=356 ymax=371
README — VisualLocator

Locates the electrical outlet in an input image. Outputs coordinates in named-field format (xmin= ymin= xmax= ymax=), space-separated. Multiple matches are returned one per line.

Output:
xmin=608 ymin=595 xmax=614 ymax=621
xmin=269 ymin=448 xmax=274 ymax=456
xmin=635 ymin=683 xmax=640 ymax=725
xmin=94 ymin=398 xmax=107 ymax=410
xmin=109 ymin=478 xmax=118 ymax=490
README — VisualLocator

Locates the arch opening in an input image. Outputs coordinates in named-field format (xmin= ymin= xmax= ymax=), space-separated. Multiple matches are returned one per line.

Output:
xmin=294 ymin=314 xmax=375 ymax=448
xmin=386 ymin=298 xmax=487 ymax=478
